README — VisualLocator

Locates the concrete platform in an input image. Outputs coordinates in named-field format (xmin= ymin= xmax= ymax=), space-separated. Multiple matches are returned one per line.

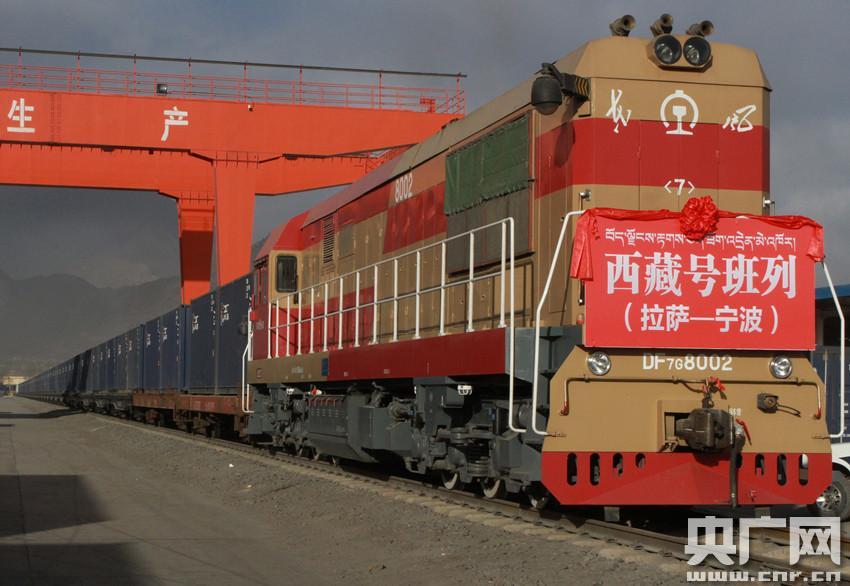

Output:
xmin=0 ymin=396 xmax=327 ymax=586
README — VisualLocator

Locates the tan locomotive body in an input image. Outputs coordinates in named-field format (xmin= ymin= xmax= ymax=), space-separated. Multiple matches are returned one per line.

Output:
xmin=246 ymin=16 xmax=832 ymax=507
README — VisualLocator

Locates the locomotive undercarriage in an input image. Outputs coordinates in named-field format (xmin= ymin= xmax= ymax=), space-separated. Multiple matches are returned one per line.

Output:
xmin=246 ymin=327 xmax=580 ymax=502
xmin=247 ymin=377 xmax=546 ymax=499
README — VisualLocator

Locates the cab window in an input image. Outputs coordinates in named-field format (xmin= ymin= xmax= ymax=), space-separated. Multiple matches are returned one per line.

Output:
xmin=276 ymin=255 xmax=298 ymax=293
xmin=254 ymin=263 xmax=268 ymax=306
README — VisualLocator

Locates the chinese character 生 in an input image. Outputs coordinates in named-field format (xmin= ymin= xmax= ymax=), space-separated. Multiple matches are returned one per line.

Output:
xmin=6 ymin=98 xmax=35 ymax=134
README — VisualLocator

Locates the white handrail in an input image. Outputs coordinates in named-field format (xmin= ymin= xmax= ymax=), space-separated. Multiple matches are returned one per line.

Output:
xmin=241 ymin=316 xmax=253 ymax=413
xmin=529 ymin=211 xmax=583 ymax=436
xmin=505 ymin=217 xmax=519 ymax=433
xmin=823 ymin=261 xmax=846 ymax=439
xmin=259 ymin=218 xmax=516 ymax=430
xmin=268 ymin=218 xmax=514 ymax=355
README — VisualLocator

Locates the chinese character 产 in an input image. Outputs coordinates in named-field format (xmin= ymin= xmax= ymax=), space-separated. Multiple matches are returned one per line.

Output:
xmin=161 ymin=105 xmax=189 ymax=141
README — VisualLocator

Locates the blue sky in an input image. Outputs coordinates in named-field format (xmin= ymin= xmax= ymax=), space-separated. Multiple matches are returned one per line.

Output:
xmin=1 ymin=1 xmax=849 ymax=287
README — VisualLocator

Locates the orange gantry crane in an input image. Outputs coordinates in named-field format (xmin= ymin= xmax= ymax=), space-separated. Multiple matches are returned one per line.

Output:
xmin=0 ymin=48 xmax=465 ymax=302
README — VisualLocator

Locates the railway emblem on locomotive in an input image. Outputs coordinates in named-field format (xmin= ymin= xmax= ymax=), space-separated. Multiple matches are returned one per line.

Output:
xmin=660 ymin=89 xmax=699 ymax=135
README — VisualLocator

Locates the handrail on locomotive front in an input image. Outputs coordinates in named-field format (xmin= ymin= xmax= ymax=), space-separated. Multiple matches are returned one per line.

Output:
xmin=822 ymin=261 xmax=846 ymax=438
xmin=528 ymin=210 xmax=584 ymax=436
xmin=241 ymin=316 xmax=253 ymax=414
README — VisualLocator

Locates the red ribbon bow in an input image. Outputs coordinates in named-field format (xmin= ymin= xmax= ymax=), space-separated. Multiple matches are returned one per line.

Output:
xmin=679 ymin=196 xmax=719 ymax=241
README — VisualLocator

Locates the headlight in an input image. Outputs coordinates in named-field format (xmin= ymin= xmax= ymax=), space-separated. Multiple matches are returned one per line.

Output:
xmin=653 ymin=35 xmax=682 ymax=65
xmin=683 ymin=36 xmax=711 ymax=66
xmin=587 ymin=351 xmax=611 ymax=376
xmin=769 ymin=356 xmax=793 ymax=379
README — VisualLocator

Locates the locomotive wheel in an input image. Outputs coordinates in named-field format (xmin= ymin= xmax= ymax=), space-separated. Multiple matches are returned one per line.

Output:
xmin=525 ymin=483 xmax=552 ymax=511
xmin=480 ymin=477 xmax=506 ymax=499
xmin=808 ymin=471 xmax=850 ymax=521
xmin=296 ymin=445 xmax=311 ymax=459
xmin=440 ymin=471 xmax=465 ymax=491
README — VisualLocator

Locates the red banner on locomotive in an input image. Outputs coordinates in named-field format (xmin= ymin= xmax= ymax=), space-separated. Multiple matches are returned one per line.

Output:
xmin=571 ymin=201 xmax=824 ymax=350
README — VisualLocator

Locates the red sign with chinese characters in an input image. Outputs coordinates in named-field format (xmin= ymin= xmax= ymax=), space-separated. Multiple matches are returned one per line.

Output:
xmin=571 ymin=207 xmax=824 ymax=350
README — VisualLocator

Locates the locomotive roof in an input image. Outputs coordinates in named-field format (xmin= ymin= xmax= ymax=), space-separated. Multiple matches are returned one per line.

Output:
xmin=291 ymin=35 xmax=768 ymax=235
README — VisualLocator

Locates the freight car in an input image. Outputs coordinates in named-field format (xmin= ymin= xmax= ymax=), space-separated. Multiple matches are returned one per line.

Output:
xmin=19 ymin=14 xmax=845 ymax=514
xmin=18 ymin=275 xmax=253 ymax=437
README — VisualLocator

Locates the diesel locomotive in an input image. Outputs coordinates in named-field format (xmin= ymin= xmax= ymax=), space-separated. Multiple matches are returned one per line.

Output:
xmin=20 ymin=14 xmax=839 ymax=512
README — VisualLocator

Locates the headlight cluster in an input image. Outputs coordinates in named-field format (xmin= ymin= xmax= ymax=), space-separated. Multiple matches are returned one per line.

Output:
xmin=645 ymin=15 xmax=713 ymax=68
xmin=652 ymin=34 xmax=711 ymax=67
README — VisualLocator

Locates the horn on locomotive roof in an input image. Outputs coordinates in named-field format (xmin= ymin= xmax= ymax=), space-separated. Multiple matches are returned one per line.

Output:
xmin=686 ymin=20 xmax=715 ymax=37
xmin=609 ymin=14 xmax=636 ymax=37
xmin=650 ymin=13 xmax=674 ymax=37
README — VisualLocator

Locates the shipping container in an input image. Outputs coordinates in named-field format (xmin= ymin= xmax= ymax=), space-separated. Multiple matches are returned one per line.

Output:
xmin=89 ymin=347 xmax=100 ymax=392
xmin=126 ymin=325 xmax=144 ymax=390
xmin=216 ymin=275 xmax=252 ymax=393
xmin=79 ymin=349 xmax=92 ymax=392
xmin=143 ymin=317 xmax=160 ymax=390
xmin=188 ymin=291 xmax=216 ymax=392
xmin=159 ymin=306 xmax=186 ymax=390
xmin=114 ymin=333 xmax=127 ymax=390
xmin=95 ymin=342 xmax=107 ymax=392
xmin=105 ymin=337 xmax=116 ymax=391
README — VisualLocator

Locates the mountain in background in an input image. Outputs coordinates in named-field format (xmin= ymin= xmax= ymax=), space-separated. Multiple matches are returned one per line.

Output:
xmin=0 ymin=237 xmax=268 ymax=379
xmin=0 ymin=269 xmax=180 ymax=378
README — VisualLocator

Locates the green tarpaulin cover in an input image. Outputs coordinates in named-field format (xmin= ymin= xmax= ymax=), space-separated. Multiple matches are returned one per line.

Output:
xmin=445 ymin=115 xmax=529 ymax=214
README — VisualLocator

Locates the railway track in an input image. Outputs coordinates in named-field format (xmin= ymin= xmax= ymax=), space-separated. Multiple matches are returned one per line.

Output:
xmin=88 ymin=411 xmax=848 ymax=582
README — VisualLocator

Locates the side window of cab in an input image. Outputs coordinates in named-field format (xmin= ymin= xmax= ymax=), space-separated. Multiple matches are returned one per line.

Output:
xmin=253 ymin=261 xmax=268 ymax=307
xmin=274 ymin=254 xmax=299 ymax=302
